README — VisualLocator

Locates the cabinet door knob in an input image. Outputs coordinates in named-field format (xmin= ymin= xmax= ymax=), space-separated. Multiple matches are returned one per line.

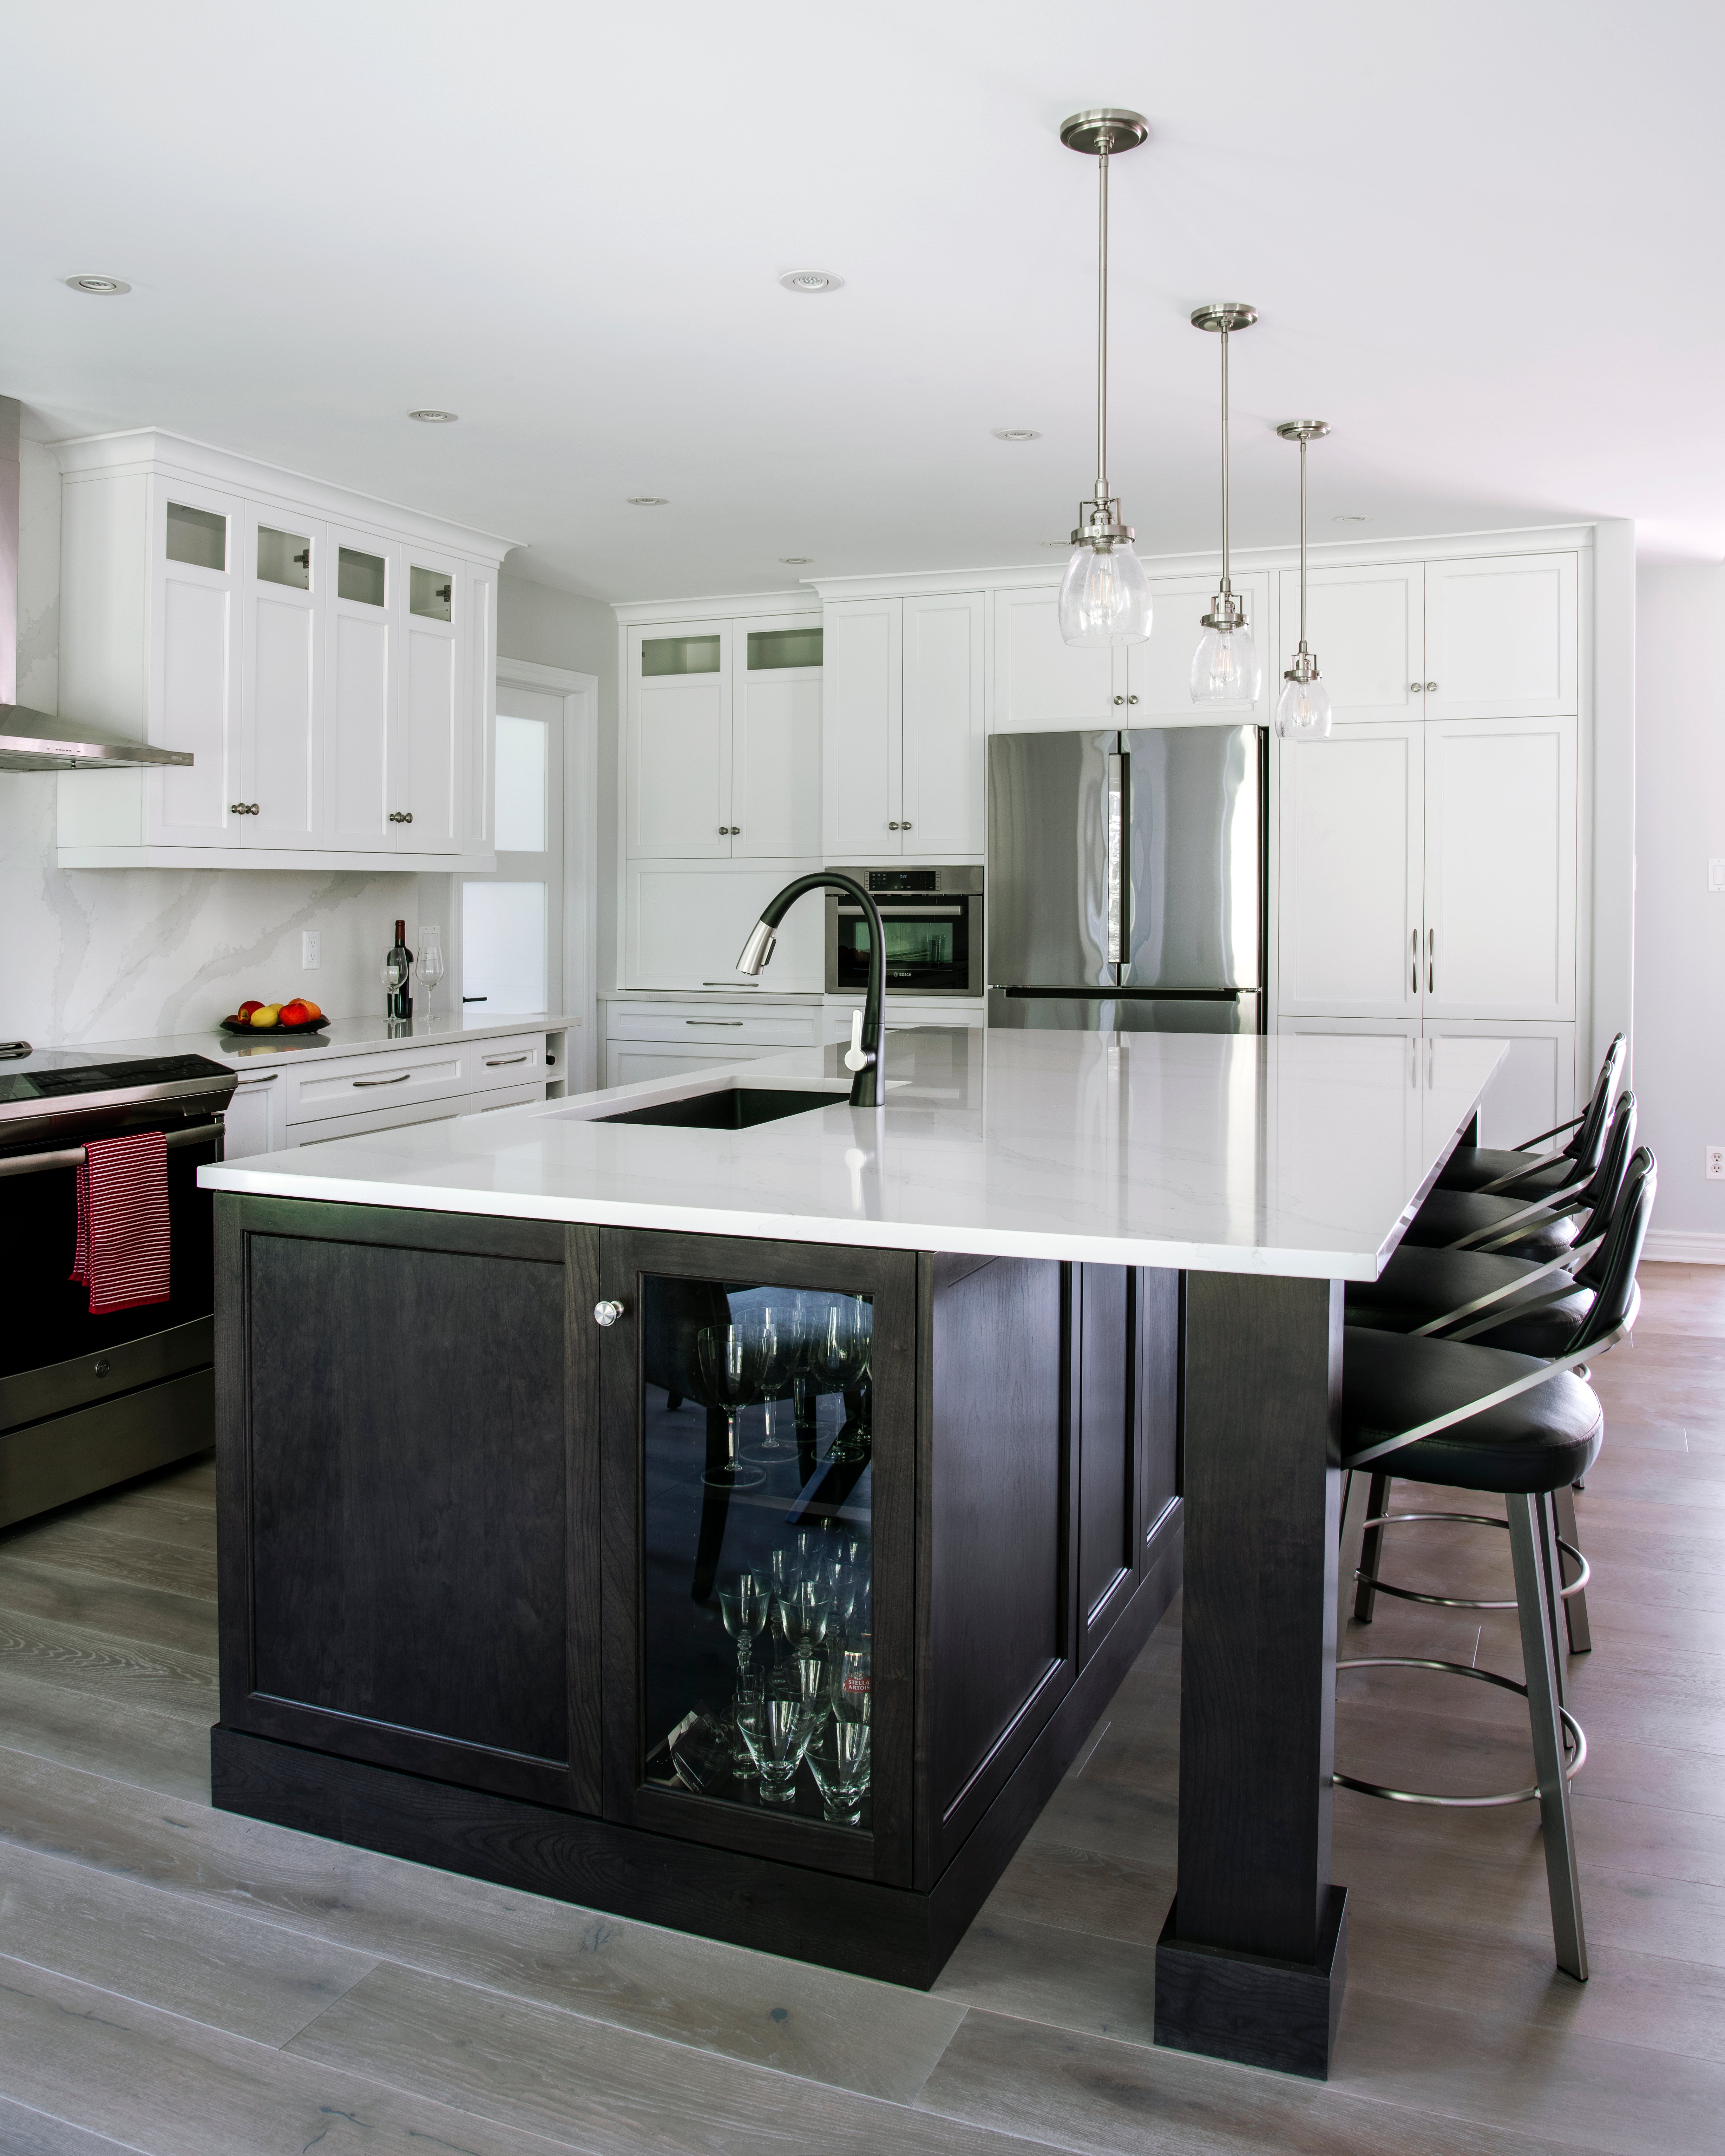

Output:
xmin=1127 ymin=694 xmax=1139 ymax=704
xmin=593 ymin=1299 xmax=625 ymax=1328
xmin=1410 ymin=682 xmax=1423 ymax=694
xmin=887 ymin=821 xmax=900 ymax=830
xmin=901 ymin=820 xmax=912 ymax=830
xmin=1113 ymin=695 xmax=1125 ymax=706
xmin=1425 ymin=682 xmax=1437 ymax=692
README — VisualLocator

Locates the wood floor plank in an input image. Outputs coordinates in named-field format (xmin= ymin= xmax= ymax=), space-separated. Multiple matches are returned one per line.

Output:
xmin=0 ymin=1838 xmax=378 ymax=2046
xmin=0 ymin=1749 xmax=967 ymax=2106
xmin=933 ymin=1908 xmax=1158 ymax=2044
xmin=914 ymin=2006 xmax=1573 ymax=2156
xmin=0 ymin=1554 xmax=217 ymax=1662
xmin=0 ymin=1953 xmax=593 ymax=2156
xmin=0 ymin=1604 xmax=218 ymax=1724
xmin=0 ymin=1519 xmax=215 ymax=1602
xmin=0 ymin=1675 xmax=211 ymax=1804
xmin=0 ymin=2094 xmax=144 ymax=2155
xmin=285 ymin=1958 xmax=1040 ymax=2156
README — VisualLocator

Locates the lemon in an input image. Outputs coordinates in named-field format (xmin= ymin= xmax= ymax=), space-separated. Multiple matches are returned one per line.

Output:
xmin=250 ymin=1004 xmax=283 ymax=1029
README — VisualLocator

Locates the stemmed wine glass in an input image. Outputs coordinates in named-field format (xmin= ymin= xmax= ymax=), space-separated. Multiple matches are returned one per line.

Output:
xmin=417 ymin=926 xmax=446 ymax=1019
xmin=807 ymin=1296 xmax=873 ymax=1465
xmin=717 ymin=1569 xmax=769 ymax=1678
xmin=739 ymin=1307 xmax=798 ymax=1467
xmin=696 ymin=1326 xmax=767 ymax=1490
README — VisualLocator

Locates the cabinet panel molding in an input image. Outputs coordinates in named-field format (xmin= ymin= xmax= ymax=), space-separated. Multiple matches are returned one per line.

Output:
xmin=1424 ymin=553 xmax=1577 ymax=719
xmin=991 ymin=584 xmax=1113 ymax=732
xmin=1276 ymin=563 xmax=1424 ymax=725
xmin=901 ymin=591 xmax=985 ymax=852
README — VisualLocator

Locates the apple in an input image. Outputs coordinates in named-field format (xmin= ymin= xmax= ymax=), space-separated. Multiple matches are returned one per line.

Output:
xmin=249 ymin=1004 xmax=283 ymax=1028
xmin=279 ymin=1000 xmax=311 ymax=1026
xmin=237 ymin=1000 xmax=264 ymax=1019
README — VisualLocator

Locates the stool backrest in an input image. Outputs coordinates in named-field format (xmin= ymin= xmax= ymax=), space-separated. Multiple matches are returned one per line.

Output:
xmin=1565 ymin=1032 xmax=1625 ymax=1170
xmin=1572 ymin=1090 xmax=1636 ymax=1252
xmin=1572 ymin=1146 xmax=1657 ymax=1355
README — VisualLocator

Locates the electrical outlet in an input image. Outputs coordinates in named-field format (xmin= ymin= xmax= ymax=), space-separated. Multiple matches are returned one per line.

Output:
xmin=302 ymin=930 xmax=321 ymax=969
xmin=1708 ymin=1147 xmax=1725 ymax=1180
xmin=1710 ymin=860 xmax=1725 ymax=893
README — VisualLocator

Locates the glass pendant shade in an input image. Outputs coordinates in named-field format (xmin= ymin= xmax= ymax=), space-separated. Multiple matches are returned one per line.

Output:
xmin=1058 ymin=539 xmax=1153 ymax=646
xmin=1190 ymin=623 xmax=1263 ymax=704
xmin=1275 ymin=672 xmax=1333 ymax=741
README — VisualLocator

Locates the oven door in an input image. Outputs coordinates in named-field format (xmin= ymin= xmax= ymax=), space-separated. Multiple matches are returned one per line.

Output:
xmin=829 ymin=900 xmax=974 ymax=995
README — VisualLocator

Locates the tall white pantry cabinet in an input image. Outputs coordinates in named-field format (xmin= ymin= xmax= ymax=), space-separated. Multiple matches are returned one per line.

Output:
xmin=52 ymin=431 xmax=509 ymax=870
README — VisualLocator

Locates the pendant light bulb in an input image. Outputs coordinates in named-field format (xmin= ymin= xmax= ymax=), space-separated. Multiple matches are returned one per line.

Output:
xmin=1056 ymin=109 xmax=1152 ymax=648
xmin=1274 ymin=419 xmax=1332 ymax=742
xmin=1190 ymin=303 xmax=1262 ymax=704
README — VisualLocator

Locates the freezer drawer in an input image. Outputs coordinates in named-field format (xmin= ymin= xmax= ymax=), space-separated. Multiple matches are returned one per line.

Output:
xmin=988 ymin=989 xmax=1261 ymax=1036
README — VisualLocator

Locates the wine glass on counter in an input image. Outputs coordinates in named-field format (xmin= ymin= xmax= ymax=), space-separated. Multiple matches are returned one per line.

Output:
xmin=696 ymin=1326 xmax=767 ymax=1490
xmin=417 ymin=926 xmax=446 ymax=1018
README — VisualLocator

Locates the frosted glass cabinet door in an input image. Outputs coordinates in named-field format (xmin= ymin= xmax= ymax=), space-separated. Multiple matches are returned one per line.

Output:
xmin=1423 ymin=716 xmax=1577 ymax=1021
xmin=1423 ymin=554 xmax=1578 ymax=719
xmin=900 ymin=591 xmax=985 ymax=853
xmin=241 ymin=507 xmax=320 ymax=848
xmin=146 ymin=481 xmax=244 ymax=847
xmin=990 ymin=585 xmax=1114 ymax=732
xmin=822 ymin=599 xmax=903 ymax=856
xmin=324 ymin=524 xmax=396 ymax=851
xmin=1278 ymin=723 xmax=1425 ymax=1018
xmin=1275 ymin=564 xmax=1425 ymax=725
xmin=626 ymin=624 xmax=733 ymax=858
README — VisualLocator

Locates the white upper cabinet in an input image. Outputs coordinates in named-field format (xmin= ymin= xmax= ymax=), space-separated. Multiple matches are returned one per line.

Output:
xmin=824 ymin=598 xmax=904 ymax=855
xmin=1128 ymin=571 xmax=1275 ymax=727
xmin=900 ymin=591 xmax=985 ymax=852
xmin=1423 ymin=553 xmax=1577 ymax=719
xmin=733 ymin=618 xmax=823 ymax=858
xmin=1423 ymin=716 xmax=1576 ymax=1020
xmin=824 ymin=592 xmax=983 ymax=856
xmin=1276 ymin=563 xmax=1425 ymax=725
xmin=991 ymin=584 xmax=1113 ymax=732
xmin=52 ymin=430 xmax=503 ymax=870
xmin=1278 ymin=724 xmax=1426 ymax=1019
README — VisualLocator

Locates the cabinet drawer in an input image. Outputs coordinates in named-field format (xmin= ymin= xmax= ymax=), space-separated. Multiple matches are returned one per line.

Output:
xmin=607 ymin=1007 xmax=819 ymax=1049
xmin=281 ymin=1095 xmax=470 ymax=1147
xmin=605 ymin=1044 xmax=790 ymax=1089
xmin=466 ymin=1080 xmax=547 ymax=1113
xmin=281 ymin=1047 xmax=466 ymax=1125
xmin=469 ymin=1033 xmax=550 ymax=1093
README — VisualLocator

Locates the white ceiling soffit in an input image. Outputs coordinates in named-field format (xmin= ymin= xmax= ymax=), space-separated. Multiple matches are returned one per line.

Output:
xmin=0 ymin=0 xmax=1719 ymax=601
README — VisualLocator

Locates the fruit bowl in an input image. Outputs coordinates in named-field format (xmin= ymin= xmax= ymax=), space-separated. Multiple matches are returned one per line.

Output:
xmin=220 ymin=1014 xmax=330 ymax=1036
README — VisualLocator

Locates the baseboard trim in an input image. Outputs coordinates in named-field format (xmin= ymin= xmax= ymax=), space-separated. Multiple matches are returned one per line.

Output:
xmin=1644 ymin=1231 xmax=1725 ymax=1266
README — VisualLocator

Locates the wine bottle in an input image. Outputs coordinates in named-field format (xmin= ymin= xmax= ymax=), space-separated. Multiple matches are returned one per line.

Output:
xmin=386 ymin=919 xmax=414 ymax=1022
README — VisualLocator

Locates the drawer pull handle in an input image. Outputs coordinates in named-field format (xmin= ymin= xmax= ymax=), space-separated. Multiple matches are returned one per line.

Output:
xmin=236 ymin=1073 xmax=278 ymax=1086
xmin=353 ymin=1072 xmax=411 ymax=1087
xmin=388 ymin=811 xmax=414 ymax=824
xmin=687 ymin=1019 xmax=744 ymax=1027
xmin=485 ymin=1054 xmax=529 ymax=1066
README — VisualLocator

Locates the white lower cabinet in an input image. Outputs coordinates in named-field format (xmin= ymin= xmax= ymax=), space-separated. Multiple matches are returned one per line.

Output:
xmin=603 ymin=997 xmax=825 ymax=1090
xmin=221 ymin=1073 xmax=281 ymax=1158
xmin=605 ymin=1043 xmax=792 ymax=1089
xmin=218 ymin=1032 xmax=555 ymax=1158
xmin=821 ymin=996 xmax=985 ymax=1037
xmin=623 ymin=862 xmax=825 ymax=990
xmin=1278 ymin=1015 xmax=1575 ymax=1152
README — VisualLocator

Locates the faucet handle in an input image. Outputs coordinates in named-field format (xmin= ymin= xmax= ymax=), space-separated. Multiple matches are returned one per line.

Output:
xmin=844 ymin=1006 xmax=871 ymax=1073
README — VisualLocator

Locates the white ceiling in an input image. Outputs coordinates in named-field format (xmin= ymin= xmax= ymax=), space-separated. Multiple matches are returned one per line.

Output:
xmin=3 ymin=2 xmax=1721 ymax=601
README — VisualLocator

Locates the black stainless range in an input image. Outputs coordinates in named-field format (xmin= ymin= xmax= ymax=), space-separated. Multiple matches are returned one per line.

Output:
xmin=0 ymin=1044 xmax=235 ymax=1528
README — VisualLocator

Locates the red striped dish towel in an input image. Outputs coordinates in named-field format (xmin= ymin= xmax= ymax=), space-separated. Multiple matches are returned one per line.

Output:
xmin=70 ymin=1130 xmax=172 ymax=1314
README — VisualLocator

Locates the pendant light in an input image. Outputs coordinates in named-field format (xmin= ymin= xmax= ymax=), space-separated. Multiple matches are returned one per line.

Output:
xmin=1274 ymin=420 xmax=1333 ymax=740
xmin=1057 ymin=109 xmax=1153 ymax=648
xmin=1189 ymin=303 xmax=1263 ymax=703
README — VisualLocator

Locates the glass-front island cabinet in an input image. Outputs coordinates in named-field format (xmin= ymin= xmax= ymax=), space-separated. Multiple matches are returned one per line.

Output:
xmin=211 ymin=1198 xmax=1180 ymax=1984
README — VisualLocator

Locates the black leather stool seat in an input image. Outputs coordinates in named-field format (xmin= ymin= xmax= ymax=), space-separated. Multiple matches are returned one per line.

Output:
xmin=1343 ymin=1327 xmax=1603 ymax=1494
xmin=1346 ymin=1246 xmax=1592 ymax=1352
xmin=1399 ymin=1188 xmax=1580 ymax=1261
xmin=1435 ymin=1147 xmax=1583 ymax=1197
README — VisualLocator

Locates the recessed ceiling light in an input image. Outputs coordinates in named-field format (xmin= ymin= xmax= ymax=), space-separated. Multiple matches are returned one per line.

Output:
xmin=778 ymin=556 xmax=813 ymax=564
xmin=779 ymin=270 xmax=843 ymax=294
xmin=64 ymin=274 xmax=130 ymax=295
xmin=993 ymin=429 xmax=1042 ymax=442
xmin=627 ymin=497 xmax=669 ymax=507
xmin=408 ymin=409 xmax=459 ymax=423
xmin=1332 ymin=513 xmax=1370 ymax=523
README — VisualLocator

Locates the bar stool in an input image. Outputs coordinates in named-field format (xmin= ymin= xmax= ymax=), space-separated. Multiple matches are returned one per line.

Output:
xmin=1436 ymin=1033 xmax=1622 ymax=1196
xmin=1400 ymin=1090 xmax=1634 ymax=1262
xmin=1331 ymin=1150 xmax=1655 ymax=1981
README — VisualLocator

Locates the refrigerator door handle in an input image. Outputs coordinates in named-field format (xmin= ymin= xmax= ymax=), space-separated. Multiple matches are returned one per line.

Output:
xmin=1105 ymin=751 xmax=1124 ymax=971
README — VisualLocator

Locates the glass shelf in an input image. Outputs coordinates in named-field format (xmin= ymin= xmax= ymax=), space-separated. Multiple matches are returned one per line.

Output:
xmin=166 ymin=502 xmax=227 ymax=572
xmin=639 ymin=1276 xmax=874 ymax=1832
xmin=257 ymin=526 xmax=311 ymax=589
xmin=410 ymin=565 xmax=453 ymax=621
xmin=338 ymin=546 xmax=386 ymax=606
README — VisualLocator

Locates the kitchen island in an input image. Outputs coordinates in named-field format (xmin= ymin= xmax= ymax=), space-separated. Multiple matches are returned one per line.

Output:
xmin=201 ymin=1024 xmax=1505 ymax=2080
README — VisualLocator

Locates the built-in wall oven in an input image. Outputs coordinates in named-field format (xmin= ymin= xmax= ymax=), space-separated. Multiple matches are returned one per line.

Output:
xmin=825 ymin=865 xmax=984 ymax=998
xmin=0 ymin=1047 xmax=236 ymax=1529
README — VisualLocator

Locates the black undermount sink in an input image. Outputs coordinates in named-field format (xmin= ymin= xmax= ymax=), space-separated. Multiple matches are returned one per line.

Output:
xmin=593 ymin=1085 xmax=850 ymax=1131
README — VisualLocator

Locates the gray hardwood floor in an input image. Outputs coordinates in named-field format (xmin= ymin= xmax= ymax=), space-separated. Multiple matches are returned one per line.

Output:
xmin=1 ymin=1262 xmax=1720 ymax=2154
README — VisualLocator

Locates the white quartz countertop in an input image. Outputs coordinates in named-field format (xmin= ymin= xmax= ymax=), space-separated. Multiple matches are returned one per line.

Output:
xmin=199 ymin=1026 xmax=1508 ymax=1280
xmin=66 ymin=1012 xmax=574 ymax=1069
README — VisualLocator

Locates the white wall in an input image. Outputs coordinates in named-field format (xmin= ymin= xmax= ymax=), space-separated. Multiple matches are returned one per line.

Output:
xmin=1634 ymin=563 xmax=1725 ymax=1254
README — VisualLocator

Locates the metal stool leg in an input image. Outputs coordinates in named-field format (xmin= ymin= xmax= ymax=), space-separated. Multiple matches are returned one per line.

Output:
xmin=1552 ymin=1482 xmax=1593 ymax=1652
xmin=1508 ymin=1492 xmax=1588 ymax=1981
xmin=1353 ymin=1471 xmax=1392 ymax=1622
xmin=1537 ymin=1493 xmax=1567 ymax=1710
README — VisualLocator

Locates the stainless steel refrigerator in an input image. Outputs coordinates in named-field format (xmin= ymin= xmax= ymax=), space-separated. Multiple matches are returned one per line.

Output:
xmin=986 ymin=724 xmax=1266 ymax=1034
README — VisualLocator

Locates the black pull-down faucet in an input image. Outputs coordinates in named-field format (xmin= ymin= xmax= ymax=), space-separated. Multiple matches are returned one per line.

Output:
xmin=736 ymin=873 xmax=886 ymax=1108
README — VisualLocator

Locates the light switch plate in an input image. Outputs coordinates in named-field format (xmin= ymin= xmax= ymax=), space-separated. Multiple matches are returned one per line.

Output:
xmin=302 ymin=931 xmax=321 ymax=968
xmin=1710 ymin=860 xmax=1725 ymax=893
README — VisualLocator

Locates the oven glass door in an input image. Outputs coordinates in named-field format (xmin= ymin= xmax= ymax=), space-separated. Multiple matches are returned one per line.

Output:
xmin=833 ymin=903 xmax=970 ymax=994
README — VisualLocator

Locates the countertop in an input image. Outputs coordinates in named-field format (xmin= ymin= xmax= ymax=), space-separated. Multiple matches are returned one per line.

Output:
xmin=199 ymin=1025 xmax=1508 ymax=1280
xmin=63 ymin=1012 xmax=575 ymax=1070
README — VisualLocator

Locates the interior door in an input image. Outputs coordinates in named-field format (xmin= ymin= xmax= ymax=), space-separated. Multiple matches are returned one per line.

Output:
xmin=147 ymin=479 xmax=244 ymax=847
xmin=399 ymin=550 xmax=462 ymax=853
xmin=1275 ymin=563 xmax=1425 ymax=725
xmin=900 ymin=591 xmax=985 ymax=853
xmin=1423 ymin=715 xmax=1577 ymax=1021
xmin=732 ymin=616 xmax=822 ymax=858
xmin=626 ymin=623 xmax=732 ymax=859
xmin=241 ymin=507 xmax=321 ymax=849
xmin=822 ymin=598 xmax=902 ymax=856
xmin=1277 ymin=722 xmax=1425 ymax=1018
xmin=323 ymin=523 xmax=396 ymax=852
xmin=457 ymin=680 xmax=565 ymax=1020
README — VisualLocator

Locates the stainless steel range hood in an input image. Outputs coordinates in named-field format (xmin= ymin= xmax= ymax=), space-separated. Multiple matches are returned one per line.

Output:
xmin=0 ymin=396 xmax=192 ymax=773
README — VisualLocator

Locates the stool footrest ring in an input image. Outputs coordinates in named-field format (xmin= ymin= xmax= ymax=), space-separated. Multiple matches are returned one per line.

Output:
xmin=1356 ymin=1508 xmax=1590 ymax=1611
xmin=1334 ymin=1655 xmax=1586 ymax=1807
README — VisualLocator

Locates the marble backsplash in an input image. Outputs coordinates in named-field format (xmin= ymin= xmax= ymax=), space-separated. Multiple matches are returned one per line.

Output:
xmin=0 ymin=771 xmax=425 ymax=1046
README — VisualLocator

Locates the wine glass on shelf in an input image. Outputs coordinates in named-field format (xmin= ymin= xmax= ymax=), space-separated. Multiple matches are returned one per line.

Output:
xmin=807 ymin=1296 xmax=873 ymax=1465
xmin=805 ymin=1719 xmax=871 ymax=1823
xmin=417 ymin=926 xmax=446 ymax=1019
xmin=717 ymin=1569 xmax=769 ymax=1679
xmin=831 ymin=1635 xmax=872 ymax=1731
xmin=737 ymin=1684 xmax=816 ymax=1805
xmin=696 ymin=1326 xmax=767 ymax=1491
xmin=739 ymin=1308 xmax=797 ymax=1467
